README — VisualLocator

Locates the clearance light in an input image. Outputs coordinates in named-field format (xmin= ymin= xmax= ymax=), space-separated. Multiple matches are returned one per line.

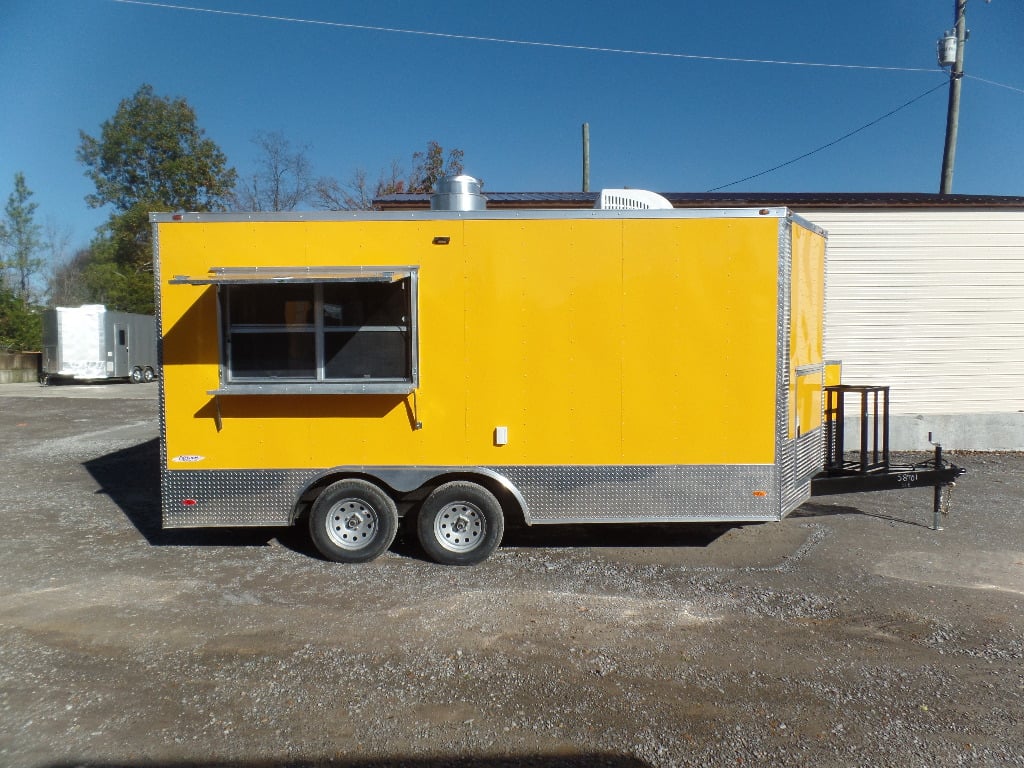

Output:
xmin=182 ymin=499 xmax=198 ymax=507
xmin=752 ymin=490 xmax=768 ymax=498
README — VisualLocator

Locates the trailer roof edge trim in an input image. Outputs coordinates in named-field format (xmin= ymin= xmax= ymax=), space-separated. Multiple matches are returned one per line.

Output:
xmin=169 ymin=266 xmax=417 ymax=285
xmin=150 ymin=207 xmax=793 ymax=224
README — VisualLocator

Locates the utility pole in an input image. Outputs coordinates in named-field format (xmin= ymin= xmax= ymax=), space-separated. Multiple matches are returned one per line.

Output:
xmin=939 ymin=0 xmax=968 ymax=194
xmin=582 ymin=123 xmax=590 ymax=193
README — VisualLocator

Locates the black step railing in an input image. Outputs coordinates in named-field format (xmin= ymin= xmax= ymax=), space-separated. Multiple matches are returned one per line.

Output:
xmin=823 ymin=384 xmax=890 ymax=475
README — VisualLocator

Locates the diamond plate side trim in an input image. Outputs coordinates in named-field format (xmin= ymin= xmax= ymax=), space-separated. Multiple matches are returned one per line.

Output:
xmin=163 ymin=469 xmax=317 ymax=527
xmin=795 ymin=428 xmax=824 ymax=484
xmin=161 ymin=464 xmax=783 ymax=528
xmin=490 ymin=465 xmax=780 ymax=523
xmin=778 ymin=428 xmax=823 ymax=516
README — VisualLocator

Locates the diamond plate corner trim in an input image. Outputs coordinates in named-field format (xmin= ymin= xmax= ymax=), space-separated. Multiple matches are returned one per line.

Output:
xmin=153 ymin=222 xmax=170 ymax=476
xmin=489 ymin=465 xmax=781 ymax=523
xmin=775 ymin=218 xmax=794 ymax=513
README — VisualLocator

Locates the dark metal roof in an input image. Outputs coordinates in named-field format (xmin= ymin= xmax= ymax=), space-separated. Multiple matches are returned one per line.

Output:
xmin=375 ymin=191 xmax=1024 ymax=211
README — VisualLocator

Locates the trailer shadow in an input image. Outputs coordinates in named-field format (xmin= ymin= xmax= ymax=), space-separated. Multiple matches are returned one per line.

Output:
xmin=794 ymin=500 xmax=937 ymax=529
xmin=45 ymin=755 xmax=652 ymax=768
xmin=83 ymin=438 xmax=278 ymax=548
xmin=274 ymin=518 xmax=742 ymax=564
xmin=498 ymin=519 xmax=739 ymax=550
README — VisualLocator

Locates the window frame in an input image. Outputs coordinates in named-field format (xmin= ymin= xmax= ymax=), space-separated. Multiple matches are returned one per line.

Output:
xmin=171 ymin=266 xmax=419 ymax=395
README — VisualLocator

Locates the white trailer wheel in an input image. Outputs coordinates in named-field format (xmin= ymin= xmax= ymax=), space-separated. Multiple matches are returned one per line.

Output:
xmin=142 ymin=366 xmax=156 ymax=383
xmin=417 ymin=481 xmax=504 ymax=566
xmin=129 ymin=367 xmax=143 ymax=384
xmin=309 ymin=479 xmax=398 ymax=564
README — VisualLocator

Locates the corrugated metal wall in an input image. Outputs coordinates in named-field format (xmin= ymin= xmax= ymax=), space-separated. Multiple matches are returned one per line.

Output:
xmin=797 ymin=210 xmax=1024 ymax=416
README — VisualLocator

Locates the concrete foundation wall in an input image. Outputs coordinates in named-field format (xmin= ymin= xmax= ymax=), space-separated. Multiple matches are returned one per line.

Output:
xmin=0 ymin=352 xmax=41 ymax=384
xmin=845 ymin=412 xmax=1024 ymax=452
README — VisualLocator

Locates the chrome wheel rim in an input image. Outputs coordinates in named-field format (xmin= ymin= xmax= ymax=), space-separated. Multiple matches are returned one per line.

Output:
xmin=325 ymin=498 xmax=379 ymax=550
xmin=434 ymin=502 xmax=485 ymax=553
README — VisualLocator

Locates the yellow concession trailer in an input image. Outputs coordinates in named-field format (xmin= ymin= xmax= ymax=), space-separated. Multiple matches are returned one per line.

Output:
xmin=154 ymin=205 xmax=827 ymax=564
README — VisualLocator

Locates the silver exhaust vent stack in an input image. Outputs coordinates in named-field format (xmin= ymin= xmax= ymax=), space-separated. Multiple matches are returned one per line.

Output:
xmin=431 ymin=175 xmax=487 ymax=211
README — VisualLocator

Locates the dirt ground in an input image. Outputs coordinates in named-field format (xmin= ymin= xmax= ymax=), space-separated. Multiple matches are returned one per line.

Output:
xmin=0 ymin=381 xmax=1021 ymax=768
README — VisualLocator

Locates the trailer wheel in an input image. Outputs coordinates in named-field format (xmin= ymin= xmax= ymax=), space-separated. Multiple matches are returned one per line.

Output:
xmin=129 ymin=367 xmax=143 ymax=384
xmin=142 ymin=366 xmax=156 ymax=383
xmin=417 ymin=481 xmax=504 ymax=566
xmin=309 ymin=479 xmax=398 ymax=564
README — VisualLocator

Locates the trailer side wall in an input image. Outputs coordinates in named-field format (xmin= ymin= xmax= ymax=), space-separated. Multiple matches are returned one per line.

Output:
xmin=160 ymin=216 xmax=783 ymax=470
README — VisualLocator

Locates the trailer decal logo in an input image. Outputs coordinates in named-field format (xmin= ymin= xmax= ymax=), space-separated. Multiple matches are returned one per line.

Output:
xmin=173 ymin=455 xmax=206 ymax=463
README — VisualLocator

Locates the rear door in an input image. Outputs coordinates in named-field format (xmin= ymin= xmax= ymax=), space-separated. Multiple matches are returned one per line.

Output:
xmin=112 ymin=324 xmax=129 ymax=377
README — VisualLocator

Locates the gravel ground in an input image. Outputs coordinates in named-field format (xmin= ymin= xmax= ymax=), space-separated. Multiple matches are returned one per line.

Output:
xmin=0 ymin=382 xmax=1021 ymax=768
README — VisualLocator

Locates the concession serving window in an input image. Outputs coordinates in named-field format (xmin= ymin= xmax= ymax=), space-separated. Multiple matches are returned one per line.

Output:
xmin=170 ymin=266 xmax=419 ymax=394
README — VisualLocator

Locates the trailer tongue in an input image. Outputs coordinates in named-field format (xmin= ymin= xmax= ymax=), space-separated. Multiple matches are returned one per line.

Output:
xmin=811 ymin=384 xmax=966 ymax=529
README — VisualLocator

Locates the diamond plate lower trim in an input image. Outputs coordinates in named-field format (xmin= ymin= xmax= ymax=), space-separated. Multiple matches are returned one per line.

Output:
xmin=163 ymin=469 xmax=317 ymax=527
xmin=490 ymin=464 xmax=781 ymax=523
xmin=164 ymin=462 xmax=797 ymax=528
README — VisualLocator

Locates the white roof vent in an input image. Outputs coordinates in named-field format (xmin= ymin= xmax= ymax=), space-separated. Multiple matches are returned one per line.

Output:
xmin=596 ymin=189 xmax=673 ymax=210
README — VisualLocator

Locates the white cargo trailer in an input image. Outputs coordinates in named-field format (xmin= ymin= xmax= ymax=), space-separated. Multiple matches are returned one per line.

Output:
xmin=42 ymin=305 xmax=157 ymax=384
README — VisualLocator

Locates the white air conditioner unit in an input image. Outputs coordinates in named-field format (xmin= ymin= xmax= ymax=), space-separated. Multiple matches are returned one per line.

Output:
xmin=596 ymin=189 xmax=673 ymax=210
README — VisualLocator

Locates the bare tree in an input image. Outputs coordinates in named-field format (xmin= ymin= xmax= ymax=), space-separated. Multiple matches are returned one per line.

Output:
xmin=315 ymin=142 xmax=464 ymax=211
xmin=234 ymin=130 xmax=314 ymax=211
xmin=41 ymin=217 xmax=72 ymax=304
xmin=315 ymin=161 xmax=405 ymax=211
xmin=48 ymin=247 xmax=96 ymax=307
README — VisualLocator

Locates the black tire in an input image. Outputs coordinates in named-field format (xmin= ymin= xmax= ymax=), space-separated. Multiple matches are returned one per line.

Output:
xmin=142 ymin=366 xmax=156 ymax=383
xmin=129 ymin=367 xmax=143 ymax=384
xmin=417 ymin=481 xmax=504 ymax=566
xmin=309 ymin=479 xmax=398 ymax=563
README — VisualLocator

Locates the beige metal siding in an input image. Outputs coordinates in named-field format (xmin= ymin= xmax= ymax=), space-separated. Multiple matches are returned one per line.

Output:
xmin=797 ymin=210 xmax=1024 ymax=416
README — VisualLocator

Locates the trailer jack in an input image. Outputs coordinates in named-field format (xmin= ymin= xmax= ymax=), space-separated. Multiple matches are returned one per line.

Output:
xmin=809 ymin=385 xmax=966 ymax=529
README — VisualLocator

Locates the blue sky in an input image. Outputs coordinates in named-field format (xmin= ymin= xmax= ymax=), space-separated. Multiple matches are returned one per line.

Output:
xmin=1 ymin=0 xmax=1022 ymax=253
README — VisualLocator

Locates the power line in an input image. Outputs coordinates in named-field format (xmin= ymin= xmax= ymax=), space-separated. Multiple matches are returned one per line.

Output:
xmin=111 ymin=0 xmax=939 ymax=74
xmin=965 ymin=74 xmax=1024 ymax=95
xmin=708 ymin=81 xmax=949 ymax=191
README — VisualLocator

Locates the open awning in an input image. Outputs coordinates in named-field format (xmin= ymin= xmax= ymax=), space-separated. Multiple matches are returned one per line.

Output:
xmin=169 ymin=265 xmax=416 ymax=285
